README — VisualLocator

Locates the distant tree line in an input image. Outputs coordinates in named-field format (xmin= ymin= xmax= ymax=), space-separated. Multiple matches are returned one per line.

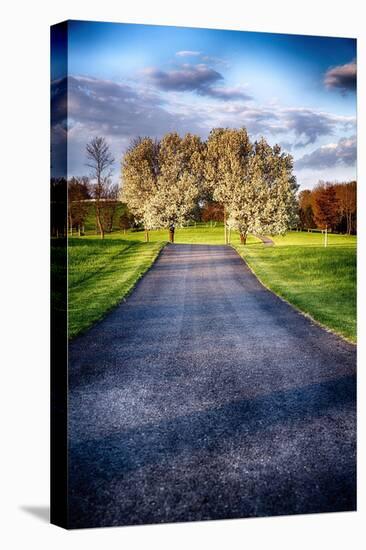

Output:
xmin=121 ymin=128 xmax=298 ymax=243
xmin=298 ymin=181 xmax=356 ymax=235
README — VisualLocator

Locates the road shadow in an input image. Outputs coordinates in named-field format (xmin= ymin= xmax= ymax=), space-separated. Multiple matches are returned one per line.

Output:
xmin=68 ymin=374 xmax=356 ymax=527
xmin=70 ymin=374 xmax=356 ymax=479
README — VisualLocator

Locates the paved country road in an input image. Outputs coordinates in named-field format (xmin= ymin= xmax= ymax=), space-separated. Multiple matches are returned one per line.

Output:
xmin=68 ymin=244 xmax=356 ymax=529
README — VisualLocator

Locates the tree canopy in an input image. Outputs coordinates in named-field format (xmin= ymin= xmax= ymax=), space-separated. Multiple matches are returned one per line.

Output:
xmin=121 ymin=128 xmax=299 ymax=242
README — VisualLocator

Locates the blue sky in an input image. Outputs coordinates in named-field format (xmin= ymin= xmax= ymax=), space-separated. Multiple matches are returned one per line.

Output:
xmin=51 ymin=20 xmax=356 ymax=189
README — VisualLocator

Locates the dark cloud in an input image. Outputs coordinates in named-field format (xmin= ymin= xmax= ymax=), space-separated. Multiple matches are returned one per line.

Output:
xmin=143 ymin=65 xmax=223 ymax=93
xmin=283 ymin=109 xmax=336 ymax=146
xmin=143 ymin=65 xmax=251 ymax=100
xmin=281 ymin=108 xmax=355 ymax=147
xmin=296 ymin=136 xmax=356 ymax=169
xmin=324 ymin=61 xmax=356 ymax=93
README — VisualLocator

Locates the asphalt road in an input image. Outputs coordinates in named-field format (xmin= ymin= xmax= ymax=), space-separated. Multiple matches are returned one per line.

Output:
xmin=68 ymin=244 xmax=356 ymax=529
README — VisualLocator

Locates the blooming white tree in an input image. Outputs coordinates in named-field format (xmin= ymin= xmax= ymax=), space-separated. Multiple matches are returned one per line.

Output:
xmin=123 ymin=133 xmax=202 ymax=242
xmin=122 ymin=129 xmax=297 ymax=245
xmin=227 ymin=154 xmax=296 ymax=243
xmin=205 ymin=128 xmax=252 ymax=243
xmin=121 ymin=137 xmax=159 ymax=241
xmin=149 ymin=133 xmax=200 ymax=242
xmin=146 ymin=172 xmax=199 ymax=240
xmin=254 ymin=138 xmax=299 ymax=231
xmin=206 ymin=131 xmax=297 ymax=244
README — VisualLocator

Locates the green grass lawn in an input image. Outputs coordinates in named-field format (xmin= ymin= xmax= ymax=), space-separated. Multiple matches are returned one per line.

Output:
xmin=95 ymin=223 xmax=260 ymax=246
xmin=233 ymin=231 xmax=356 ymax=342
xmin=65 ymin=225 xmax=356 ymax=342
xmin=68 ymin=237 xmax=164 ymax=338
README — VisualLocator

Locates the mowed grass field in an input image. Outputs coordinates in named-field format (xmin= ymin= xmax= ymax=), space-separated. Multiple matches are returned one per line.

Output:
xmin=68 ymin=238 xmax=164 ymax=338
xmin=87 ymin=223 xmax=260 ymax=246
xmin=233 ymin=231 xmax=357 ymax=342
xmin=65 ymin=224 xmax=356 ymax=342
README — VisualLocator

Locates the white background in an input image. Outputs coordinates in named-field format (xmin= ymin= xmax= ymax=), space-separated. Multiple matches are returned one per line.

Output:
xmin=1 ymin=0 xmax=364 ymax=548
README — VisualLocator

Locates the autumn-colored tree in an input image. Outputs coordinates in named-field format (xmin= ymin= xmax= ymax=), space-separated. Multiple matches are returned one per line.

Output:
xmin=298 ymin=189 xmax=315 ymax=230
xmin=201 ymin=201 xmax=224 ymax=223
xmin=312 ymin=183 xmax=339 ymax=232
xmin=86 ymin=136 xmax=115 ymax=239
xmin=334 ymin=181 xmax=356 ymax=234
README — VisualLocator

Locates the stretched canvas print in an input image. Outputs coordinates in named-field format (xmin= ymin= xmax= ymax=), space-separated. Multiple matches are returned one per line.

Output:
xmin=51 ymin=20 xmax=357 ymax=529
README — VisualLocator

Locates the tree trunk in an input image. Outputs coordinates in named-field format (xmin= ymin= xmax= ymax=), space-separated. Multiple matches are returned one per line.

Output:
xmin=169 ymin=230 xmax=174 ymax=243
xmin=347 ymin=212 xmax=351 ymax=235
xmin=95 ymin=203 xmax=104 ymax=239
xmin=240 ymin=232 xmax=247 ymax=244
xmin=144 ymin=229 xmax=149 ymax=242
xmin=223 ymin=208 xmax=227 ymax=244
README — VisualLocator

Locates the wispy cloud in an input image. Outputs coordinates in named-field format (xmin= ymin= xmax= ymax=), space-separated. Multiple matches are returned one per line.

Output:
xmin=203 ymin=86 xmax=252 ymax=101
xmin=324 ymin=61 xmax=356 ymax=93
xmin=296 ymin=135 xmax=356 ymax=169
xmin=176 ymin=50 xmax=201 ymax=57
